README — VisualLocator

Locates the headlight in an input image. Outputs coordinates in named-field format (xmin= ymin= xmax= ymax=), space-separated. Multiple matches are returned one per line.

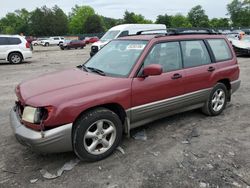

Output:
xmin=22 ymin=106 xmax=48 ymax=124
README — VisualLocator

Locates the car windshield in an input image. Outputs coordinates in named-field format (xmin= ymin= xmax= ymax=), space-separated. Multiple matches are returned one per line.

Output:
xmin=85 ymin=40 xmax=148 ymax=77
xmin=101 ymin=30 xmax=120 ymax=41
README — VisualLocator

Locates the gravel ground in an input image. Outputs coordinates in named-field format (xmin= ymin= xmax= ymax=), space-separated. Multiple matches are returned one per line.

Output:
xmin=0 ymin=45 xmax=250 ymax=188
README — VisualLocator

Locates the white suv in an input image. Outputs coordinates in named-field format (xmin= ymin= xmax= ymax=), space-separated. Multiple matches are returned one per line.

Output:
xmin=40 ymin=37 xmax=65 ymax=46
xmin=0 ymin=35 xmax=32 ymax=64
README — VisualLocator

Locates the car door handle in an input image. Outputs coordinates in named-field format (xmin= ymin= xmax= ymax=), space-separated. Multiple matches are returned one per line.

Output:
xmin=171 ymin=73 xmax=182 ymax=80
xmin=207 ymin=66 xmax=215 ymax=72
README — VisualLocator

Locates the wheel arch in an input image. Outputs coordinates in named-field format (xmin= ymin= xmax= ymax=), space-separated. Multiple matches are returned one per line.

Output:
xmin=72 ymin=103 xmax=128 ymax=134
xmin=7 ymin=51 xmax=23 ymax=61
xmin=217 ymin=78 xmax=231 ymax=101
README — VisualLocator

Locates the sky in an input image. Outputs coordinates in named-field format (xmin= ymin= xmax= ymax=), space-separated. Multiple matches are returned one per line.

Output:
xmin=0 ymin=0 xmax=231 ymax=20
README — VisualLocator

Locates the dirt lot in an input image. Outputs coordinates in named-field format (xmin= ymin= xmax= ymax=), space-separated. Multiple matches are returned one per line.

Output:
xmin=0 ymin=45 xmax=250 ymax=188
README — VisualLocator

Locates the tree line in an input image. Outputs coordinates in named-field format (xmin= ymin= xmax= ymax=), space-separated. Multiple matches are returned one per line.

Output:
xmin=0 ymin=0 xmax=249 ymax=36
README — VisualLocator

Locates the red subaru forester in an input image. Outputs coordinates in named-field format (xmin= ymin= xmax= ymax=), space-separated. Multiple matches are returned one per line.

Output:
xmin=10 ymin=29 xmax=240 ymax=161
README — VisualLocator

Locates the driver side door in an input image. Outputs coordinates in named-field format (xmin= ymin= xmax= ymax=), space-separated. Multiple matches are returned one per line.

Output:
xmin=130 ymin=41 xmax=185 ymax=126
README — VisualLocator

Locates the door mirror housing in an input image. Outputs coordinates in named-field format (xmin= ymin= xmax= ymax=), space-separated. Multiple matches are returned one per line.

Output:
xmin=142 ymin=64 xmax=163 ymax=77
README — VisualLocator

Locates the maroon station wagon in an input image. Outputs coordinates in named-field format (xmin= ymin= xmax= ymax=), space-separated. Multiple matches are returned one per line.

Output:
xmin=10 ymin=30 xmax=240 ymax=161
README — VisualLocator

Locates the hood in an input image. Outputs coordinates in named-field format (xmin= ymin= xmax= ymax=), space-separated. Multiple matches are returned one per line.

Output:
xmin=232 ymin=40 xmax=250 ymax=49
xmin=16 ymin=68 xmax=130 ymax=106
xmin=92 ymin=41 xmax=109 ymax=48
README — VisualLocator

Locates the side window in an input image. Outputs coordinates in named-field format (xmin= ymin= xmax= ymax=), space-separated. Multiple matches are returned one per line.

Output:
xmin=0 ymin=37 xmax=8 ymax=45
xmin=181 ymin=40 xmax=211 ymax=68
xmin=207 ymin=39 xmax=232 ymax=61
xmin=144 ymin=42 xmax=182 ymax=72
xmin=8 ymin=37 xmax=21 ymax=45
xmin=118 ymin=31 xmax=129 ymax=38
xmin=54 ymin=37 xmax=59 ymax=40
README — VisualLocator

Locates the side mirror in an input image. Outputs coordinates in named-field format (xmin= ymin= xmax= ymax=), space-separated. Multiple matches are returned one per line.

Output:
xmin=142 ymin=64 xmax=163 ymax=77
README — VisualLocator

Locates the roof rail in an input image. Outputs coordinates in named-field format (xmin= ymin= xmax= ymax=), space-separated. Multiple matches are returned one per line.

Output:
xmin=166 ymin=28 xmax=220 ymax=35
xmin=136 ymin=29 xmax=167 ymax=35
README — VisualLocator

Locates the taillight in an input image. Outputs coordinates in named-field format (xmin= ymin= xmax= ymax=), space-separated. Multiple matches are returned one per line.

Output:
xmin=26 ymin=42 xmax=30 ymax=48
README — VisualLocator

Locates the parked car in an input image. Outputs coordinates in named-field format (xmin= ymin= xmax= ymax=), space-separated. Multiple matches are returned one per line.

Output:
xmin=10 ymin=30 xmax=240 ymax=161
xmin=32 ymin=38 xmax=48 ymax=46
xmin=84 ymin=37 xmax=99 ymax=44
xmin=90 ymin=24 xmax=166 ymax=56
xmin=40 ymin=36 xmax=65 ymax=46
xmin=230 ymin=35 xmax=250 ymax=56
xmin=60 ymin=40 xmax=86 ymax=50
xmin=0 ymin=35 xmax=32 ymax=64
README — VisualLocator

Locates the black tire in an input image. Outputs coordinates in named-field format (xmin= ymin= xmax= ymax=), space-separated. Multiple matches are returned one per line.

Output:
xmin=60 ymin=47 xmax=64 ymax=50
xmin=73 ymin=108 xmax=123 ymax=161
xmin=202 ymin=83 xmax=228 ymax=116
xmin=9 ymin=53 xmax=22 ymax=64
xmin=45 ymin=43 xmax=49 ymax=47
xmin=80 ymin=46 xmax=84 ymax=49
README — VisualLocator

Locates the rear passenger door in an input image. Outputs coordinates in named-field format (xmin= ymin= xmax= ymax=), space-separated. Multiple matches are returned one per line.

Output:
xmin=181 ymin=40 xmax=216 ymax=95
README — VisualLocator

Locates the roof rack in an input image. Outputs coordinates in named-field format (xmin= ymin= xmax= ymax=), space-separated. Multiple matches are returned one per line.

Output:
xmin=166 ymin=28 xmax=220 ymax=35
xmin=136 ymin=29 xmax=167 ymax=35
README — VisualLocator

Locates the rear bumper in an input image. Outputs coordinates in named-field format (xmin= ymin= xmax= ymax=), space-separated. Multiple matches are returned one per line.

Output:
xmin=9 ymin=107 xmax=72 ymax=153
xmin=22 ymin=51 xmax=32 ymax=59
xmin=231 ymin=79 xmax=241 ymax=94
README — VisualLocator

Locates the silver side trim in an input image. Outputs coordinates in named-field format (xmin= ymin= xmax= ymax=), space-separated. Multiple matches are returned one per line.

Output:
xmin=126 ymin=88 xmax=211 ymax=130
xmin=231 ymin=79 xmax=241 ymax=94
xmin=10 ymin=108 xmax=72 ymax=153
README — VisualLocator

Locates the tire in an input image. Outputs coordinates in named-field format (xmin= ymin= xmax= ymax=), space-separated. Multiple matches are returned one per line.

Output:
xmin=9 ymin=53 xmax=22 ymax=64
xmin=80 ymin=46 xmax=84 ymax=49
xmin=202 ymin=83 xmax=228 ymax=116
xmin=45 ymin=43 xmax=49 ymax=46
xmin=60 ymin=47 xmax=64 ymax=50
xmin=73 ymin=108 xmax=123 ymax=161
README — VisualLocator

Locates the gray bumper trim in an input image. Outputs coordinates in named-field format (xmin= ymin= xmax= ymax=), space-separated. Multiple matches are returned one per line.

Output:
xmin=231 ymin=80 xmax=241 ymax=94
xmin=10 ymin=108 xmax=72 ymax=153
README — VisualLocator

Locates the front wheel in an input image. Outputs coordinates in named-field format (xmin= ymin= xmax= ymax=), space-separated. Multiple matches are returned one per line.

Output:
xmin=73 ymin=108 xmax=123 ymax=161
xmin=202 ymin=83 xmax=228 ymax=116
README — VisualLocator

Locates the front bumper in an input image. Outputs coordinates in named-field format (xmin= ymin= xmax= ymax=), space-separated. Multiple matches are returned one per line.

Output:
xmin=9 ymin=108 xmax=72 ymax=153
xmin=233 ymin=46 xmax=250 ymax=56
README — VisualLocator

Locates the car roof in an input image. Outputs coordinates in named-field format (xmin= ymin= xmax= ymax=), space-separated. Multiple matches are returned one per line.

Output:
xmin=119 ymin=34 xmax=227 ymax=41
xmin=0 ymin=34 xmax=22 ymax=38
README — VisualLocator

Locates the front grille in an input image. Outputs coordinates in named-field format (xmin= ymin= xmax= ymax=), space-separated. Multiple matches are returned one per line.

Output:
xmin=91 ymin=46 xmax=99 ymax=53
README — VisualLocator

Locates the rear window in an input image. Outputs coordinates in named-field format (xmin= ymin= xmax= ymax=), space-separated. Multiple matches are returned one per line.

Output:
xmin=207 ymin=39 xmax=232 ymax=61
xmin=181 ymin=40 xmax=211 ymax=68
xmin=0 ymin=37 xmax=21 ymax=45
xmin=8 ymin=37 xmax=22 ymax=45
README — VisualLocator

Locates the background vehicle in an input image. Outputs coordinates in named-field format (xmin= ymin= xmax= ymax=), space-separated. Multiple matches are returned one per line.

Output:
xmin=32 ymin=38 xmax=48 ymax=46
xmin=230 ymin=35 xmax=250 ymax=56
xmin=90 ymin=24 xmax=166 ymax=56
xmin=84 ymin=37 xmax=99 ymax=44
xmin=0 ymin=35 xmax=32 ymax=64
xmin=40 ymin=36 xmax=65 ymax=46
xmin=60 ymin=40 xmax=86 ymax=50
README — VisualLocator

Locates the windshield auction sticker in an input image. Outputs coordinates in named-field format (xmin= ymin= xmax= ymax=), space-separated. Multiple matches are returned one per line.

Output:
xmin=127 ymin=44 xmax=146 ymax=50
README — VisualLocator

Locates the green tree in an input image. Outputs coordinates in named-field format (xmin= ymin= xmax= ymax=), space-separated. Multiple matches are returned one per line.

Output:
xmin=210 ymin=18 xmax=230 ymax=28
xmin=155 ymin=14 xmax=172 ymax=27
xmin=0 ymin=9 xmax=31 ymax=35
xmin=102 ymin=16 xmax=123 ymax=31
xmin=227 ymin=0 xmax=250 ymax=27
xmin=84 ymin=14 xmax=105 ymax=33
xmin=188 ymin=5 xmax=209 ymax=27
xmin=171 ymin=14 xmax=192 ymax=28
xmin=69 ymin=5 xmax=95 ymax=34
xmin=123 ymin=10 xmax=152 ymax=24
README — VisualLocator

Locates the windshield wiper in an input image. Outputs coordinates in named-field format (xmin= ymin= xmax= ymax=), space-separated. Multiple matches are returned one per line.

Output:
xmin=77 ymin=64 xmax=88 ymax=72
xmin=86 ymin=67 xmax=106 ymax=76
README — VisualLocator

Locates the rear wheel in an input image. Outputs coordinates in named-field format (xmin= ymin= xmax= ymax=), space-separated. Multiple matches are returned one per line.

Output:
xmin=9 ymin=53 xmax=22 ymax=64
xmin=202 ymin=83 xmax=228 ymax=116
xmin=45 ymin=42 xmax=49 ymax=47
xmin=73 ymin=108 xmax=123 ymax=161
